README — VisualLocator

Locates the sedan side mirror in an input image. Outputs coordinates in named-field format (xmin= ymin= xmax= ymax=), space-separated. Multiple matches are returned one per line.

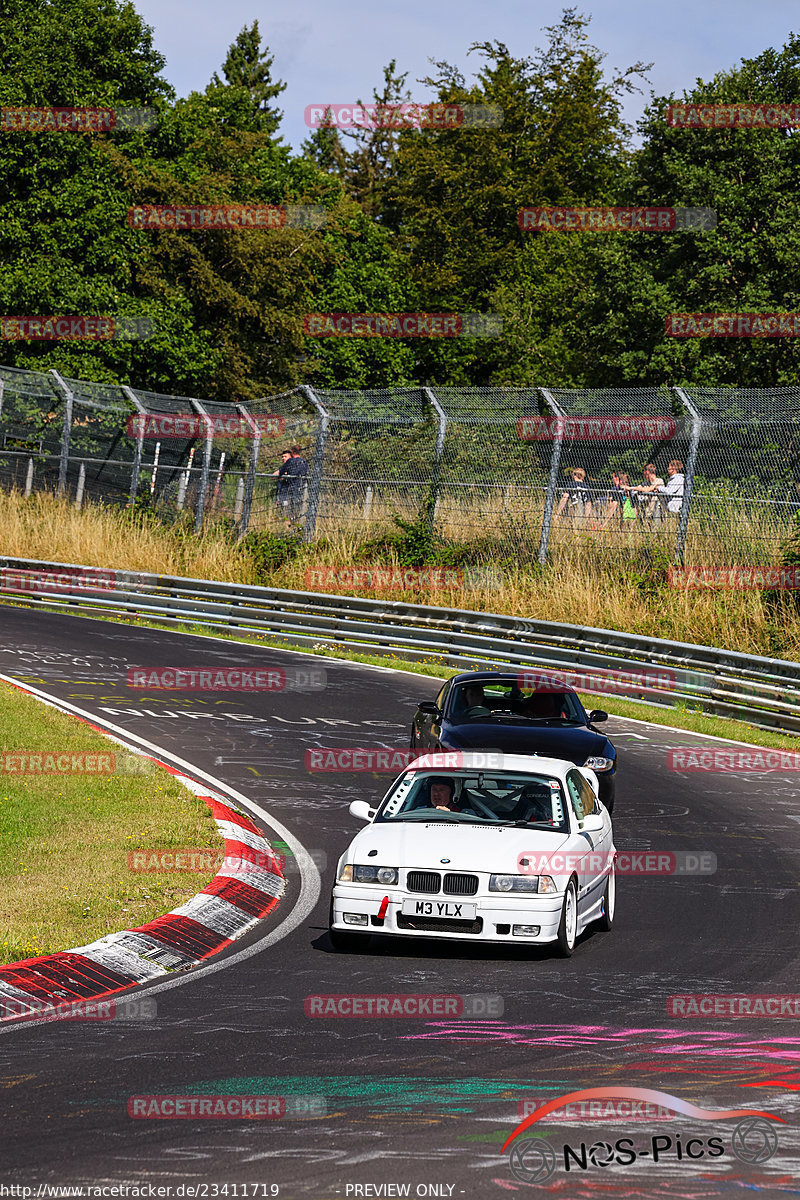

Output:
xmin=588 ymin=709 xmax=608 ymax=723
xmin=349 ymin=800 xmax=376 ymax=822
xmin=417 ymin=701 xmax=441 ymax=716
xmin=581 ymin=814 xmax=604 ymax=833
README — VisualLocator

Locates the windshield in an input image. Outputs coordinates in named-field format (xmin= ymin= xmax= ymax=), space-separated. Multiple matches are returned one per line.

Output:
xmin=374 ymin=770 xmax=570 ymax=831
xmin=449 ymin=681 xmax=585 ymax=724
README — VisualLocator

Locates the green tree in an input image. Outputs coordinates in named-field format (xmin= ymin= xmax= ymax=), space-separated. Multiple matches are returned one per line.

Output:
xmin=208 ymin=20 xmax=286 ymax=135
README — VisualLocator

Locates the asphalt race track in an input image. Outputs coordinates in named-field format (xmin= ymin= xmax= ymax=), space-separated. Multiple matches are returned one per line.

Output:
xmin=1 ymin=606 xmax=799 ymax=1198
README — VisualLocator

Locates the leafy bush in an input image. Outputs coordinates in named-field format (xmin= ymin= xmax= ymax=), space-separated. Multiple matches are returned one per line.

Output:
xmin=243 ymin=529 xmax=305 ymax=579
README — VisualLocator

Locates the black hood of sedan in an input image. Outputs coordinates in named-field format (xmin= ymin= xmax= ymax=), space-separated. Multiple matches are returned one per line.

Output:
xmin=442 ymin=721 xmax=613 ymax=765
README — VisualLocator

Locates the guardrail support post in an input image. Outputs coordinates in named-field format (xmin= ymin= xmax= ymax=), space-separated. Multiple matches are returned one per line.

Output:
xmin=50 ymin=371 xmax=74 ymax=496
xmin=673 ymin=387 xmax=702 ymax=566
xmin=190 ymin=399 xmax=214 ymax=532
xmin=236 ymin=404 xmax=262 ymax=536
xmin=300 ymin=385 xmax=330 ymax=543
xmin=537 ymin=388 xmax=566 ymax=564
xmin=122 ymin=385 xmax=148 ymax=506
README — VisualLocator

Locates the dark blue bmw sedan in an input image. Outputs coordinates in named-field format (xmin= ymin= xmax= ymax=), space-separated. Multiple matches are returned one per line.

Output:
xmin=410 ymin=670 xmax=617 ymax=812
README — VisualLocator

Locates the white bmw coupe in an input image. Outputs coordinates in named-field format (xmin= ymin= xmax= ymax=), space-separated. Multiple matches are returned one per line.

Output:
xmin=330 ymin=751 xmax=615 ymax=956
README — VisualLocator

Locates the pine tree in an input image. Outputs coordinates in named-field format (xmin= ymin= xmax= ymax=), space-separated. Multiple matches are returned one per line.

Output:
xmin=211 ymin=21 xmax=286 ymax=134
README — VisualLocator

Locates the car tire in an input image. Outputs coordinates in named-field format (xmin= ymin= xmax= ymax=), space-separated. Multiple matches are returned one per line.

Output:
xmin=596 ymin=866 xmax=615 ymax=931
xmin=600 ymin=777 xmax=615 ymax=815
xmin=328 ymin=899 xmax=370 ymax=952
xmin=555 ymin=877 xmax=578 ymax=957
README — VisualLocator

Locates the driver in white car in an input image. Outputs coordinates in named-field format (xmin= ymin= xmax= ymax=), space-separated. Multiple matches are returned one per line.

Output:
xmin=429 ymin=777 xmax=459 ymax=811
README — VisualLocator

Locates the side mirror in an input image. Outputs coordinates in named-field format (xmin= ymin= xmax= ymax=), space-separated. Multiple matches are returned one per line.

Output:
xmin=417 ymin=701 xmax=441 ymax=716
xmin=581 ymin=814 xmax=604 ymax=833
xmin=349 ymin=800 xmax=375 ymax=822
xmin=588 ymin=710 xmax=608 ymax=723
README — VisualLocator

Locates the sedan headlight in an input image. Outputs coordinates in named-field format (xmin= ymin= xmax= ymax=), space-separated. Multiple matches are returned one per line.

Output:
xmin=584 ymin=756 xmax=614 ymax=772
xmin=490 ymin=874 xmax=542 ymax=893
xmin=339 ymin=864 xmax=399 ymax=884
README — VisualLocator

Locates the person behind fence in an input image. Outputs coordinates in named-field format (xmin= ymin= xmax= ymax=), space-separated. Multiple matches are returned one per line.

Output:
xmin=272 ymin=445 xmax=309 ymax=520
xmin=652 ymin=459 xmax=685 ymax=518
xmin=629 ymin=463 xmax=665 ymax=522
xmin=555 ymin=467 xmax=593 ymax=521
xmin=603 ymin=471 xmax=637 ymax=527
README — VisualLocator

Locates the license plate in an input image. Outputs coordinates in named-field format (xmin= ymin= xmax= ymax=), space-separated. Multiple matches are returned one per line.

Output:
xmin=401 ymin=899 xmax=477 ymax=920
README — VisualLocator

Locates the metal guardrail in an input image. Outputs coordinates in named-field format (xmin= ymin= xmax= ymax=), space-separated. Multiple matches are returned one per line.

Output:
xmin=1 ymin=554 xmax=800 ymax=736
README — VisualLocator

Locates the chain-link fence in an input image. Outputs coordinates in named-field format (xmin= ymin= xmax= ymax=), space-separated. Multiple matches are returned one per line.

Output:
xmin=1 ymin=367 xmax=799 ymax=562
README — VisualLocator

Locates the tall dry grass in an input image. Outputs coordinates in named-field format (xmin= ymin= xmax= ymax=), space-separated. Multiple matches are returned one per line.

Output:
xmin=0 ymin=490 xmax=256 ymax=583
xmin=2 ymin=487 xmax=799 ymax=660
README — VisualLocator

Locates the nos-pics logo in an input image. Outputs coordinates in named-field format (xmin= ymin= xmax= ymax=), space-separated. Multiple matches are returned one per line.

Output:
xmin=503 ymin=1088 xmax=783 ymax=1183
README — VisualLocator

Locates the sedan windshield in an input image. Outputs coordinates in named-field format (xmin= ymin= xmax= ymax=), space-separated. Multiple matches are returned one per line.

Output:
xmin=449 ymin=681 xmax=584 ymax=724
xmin=375 ymin=770 xmax=570 ymax=831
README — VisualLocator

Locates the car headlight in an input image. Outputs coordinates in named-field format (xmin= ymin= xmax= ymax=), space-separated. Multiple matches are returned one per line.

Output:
xmin=584 ymin=756 xmax=614 ymax=772
xmin=489 ymin=874 xmax=542 ymax=893
xmin=339 ymin=864 xmax=399 ymax=885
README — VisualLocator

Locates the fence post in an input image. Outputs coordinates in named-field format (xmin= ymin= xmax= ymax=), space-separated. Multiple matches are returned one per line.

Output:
xmin=236 ymin=405 xmax=262 ymax=536
xmin=363 ymin=485 xmax=373 ymax=521
xmin=300 ymin=385 xmax=330 ymax=543
xmin=75 ymin=462 xmax=86 ymax=509
xmin=537 ymin=388 xmax=566 ymax=564
xmin=150 ymin=441 xmax=161 ymax=496
xmin=423 ymin=387 xmax=448 ymax=535
xmin=24 ymin=457 xmax=34 ymax=497
xmin=49 ymin=370 xmax=74 ymax=496
xmin=121 ymin=385 xmax=147 ymax=506
xmin=234 ymin=476 xmax=245 ymax=520
xmin=673 ymin=387 xmax=702 ymax=565
xmin=190 ymin=399 xmax=214 ymax=532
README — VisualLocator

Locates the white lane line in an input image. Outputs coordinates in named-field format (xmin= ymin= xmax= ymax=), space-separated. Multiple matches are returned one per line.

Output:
xmin=0 ymin=672 xmax=321 ymax=1036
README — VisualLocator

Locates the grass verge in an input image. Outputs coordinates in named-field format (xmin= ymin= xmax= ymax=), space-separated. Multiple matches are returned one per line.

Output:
xmin=0 ymin=679 xmax=219 ymax=964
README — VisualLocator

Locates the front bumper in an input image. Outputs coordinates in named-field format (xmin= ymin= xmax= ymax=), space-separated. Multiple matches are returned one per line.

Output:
xmin=331 ymin=883 xmax=564 ymax=943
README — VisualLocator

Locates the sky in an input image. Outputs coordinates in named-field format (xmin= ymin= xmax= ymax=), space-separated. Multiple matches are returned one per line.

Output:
xmin=132 ymin=0 xmax=799 ymax=149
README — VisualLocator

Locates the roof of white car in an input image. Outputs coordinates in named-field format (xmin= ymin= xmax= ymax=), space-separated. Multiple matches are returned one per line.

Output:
xmin=407 ymin=751 xmax=576 ymax=777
